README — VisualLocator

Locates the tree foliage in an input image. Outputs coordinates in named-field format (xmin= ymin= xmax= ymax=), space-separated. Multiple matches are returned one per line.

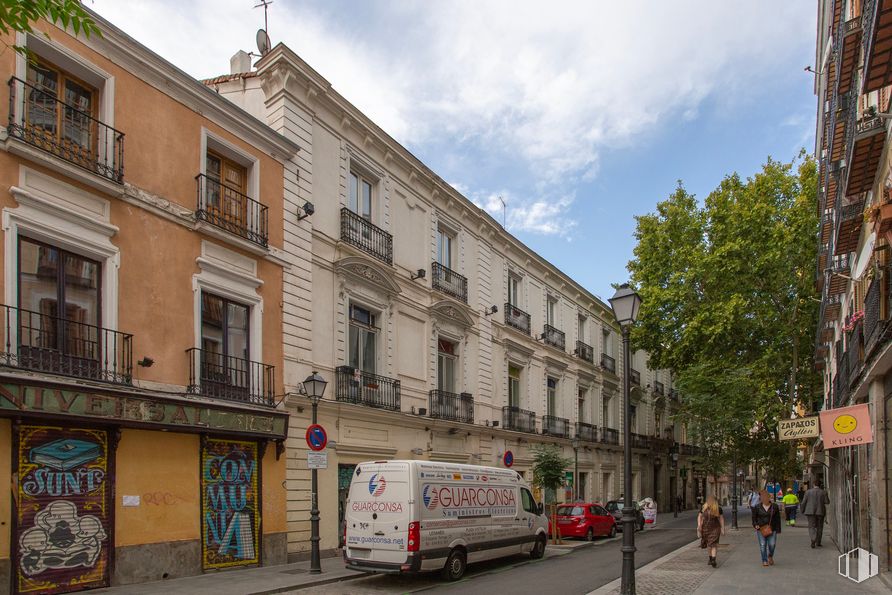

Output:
xmin=628 ymin=152 xmax=819 ymax=478
xmin=0 ymin=1 xmax=100 ymax=56
xmin=531 ymin=444 xmax=570 ymax=492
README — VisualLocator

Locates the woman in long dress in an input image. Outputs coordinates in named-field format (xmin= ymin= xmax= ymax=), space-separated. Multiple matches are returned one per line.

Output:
xmin=697 ymin=495 xmax=725 ymax=567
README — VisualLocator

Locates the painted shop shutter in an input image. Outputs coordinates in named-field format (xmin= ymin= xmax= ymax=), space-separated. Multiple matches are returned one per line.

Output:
xmin=201 ymin=438 xmax=261 ymax=570
xmin=16 ymin=425 xmax=110 ymax=594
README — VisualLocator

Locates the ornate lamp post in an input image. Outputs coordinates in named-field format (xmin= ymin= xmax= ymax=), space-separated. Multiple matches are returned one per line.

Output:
xmin=302 ymin=371 xmax=328 ymax=574
xmin=609 ymin=283 xmax=642 ymax=595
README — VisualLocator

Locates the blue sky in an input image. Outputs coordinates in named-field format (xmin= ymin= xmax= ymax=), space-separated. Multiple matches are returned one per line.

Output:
xmin=93 ymin=0 xmax=817 ymax=301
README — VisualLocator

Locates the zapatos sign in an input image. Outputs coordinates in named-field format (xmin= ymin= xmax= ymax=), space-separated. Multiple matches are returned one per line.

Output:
xmin=778 ymin=416 xmax=819 ymax=440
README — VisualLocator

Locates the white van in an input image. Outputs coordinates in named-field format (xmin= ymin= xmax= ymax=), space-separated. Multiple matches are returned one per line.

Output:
xmin=343 ymin=460 xmax=548 ymax=580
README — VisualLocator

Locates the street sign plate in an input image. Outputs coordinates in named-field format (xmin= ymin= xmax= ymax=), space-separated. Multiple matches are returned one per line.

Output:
xmin=308 ymin=451 xmax=328 ymax=469
xmin=306 ymin=424 xmax=327 ymax=451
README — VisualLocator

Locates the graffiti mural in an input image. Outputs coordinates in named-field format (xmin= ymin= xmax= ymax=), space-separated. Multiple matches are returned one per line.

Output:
xmin=201 ymin=438 xmax=260 ymax=569
xmin=17 ymin=425 xmax=110 ymax=594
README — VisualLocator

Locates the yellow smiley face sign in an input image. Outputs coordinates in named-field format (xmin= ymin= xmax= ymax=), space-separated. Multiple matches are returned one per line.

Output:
xmin=833 ymin=414 xmax=858 ymax=434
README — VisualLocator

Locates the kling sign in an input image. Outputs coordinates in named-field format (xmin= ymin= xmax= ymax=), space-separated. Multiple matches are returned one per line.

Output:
xmin=820 ymin=403 xmax=873 ymax=449
xmin=778 ymin=416 xmax=819 ymax=441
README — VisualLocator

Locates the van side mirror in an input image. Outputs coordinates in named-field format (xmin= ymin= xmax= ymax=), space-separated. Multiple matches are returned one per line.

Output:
xmin=537 ymin=502 xmax=544 ymax=515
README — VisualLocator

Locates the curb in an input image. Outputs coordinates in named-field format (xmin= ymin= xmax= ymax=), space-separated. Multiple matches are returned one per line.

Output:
xmin=586 ymin=538 xmax=701 ymax=595
xmin=248 ymin=570 xmax=371 ymax=595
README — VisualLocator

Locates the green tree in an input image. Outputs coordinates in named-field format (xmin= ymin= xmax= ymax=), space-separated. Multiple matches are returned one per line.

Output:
xmin=0 ymin=1 xmax=100 ymax=56
xmin=628 ymin=153 xmax=819 ymax=484
xmin=531 ymin=444 xmax=571 ymax=544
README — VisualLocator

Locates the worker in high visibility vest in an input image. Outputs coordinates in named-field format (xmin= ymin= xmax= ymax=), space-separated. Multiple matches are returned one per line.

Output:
xmin=781 ymin=488 xmax=800 ymax=526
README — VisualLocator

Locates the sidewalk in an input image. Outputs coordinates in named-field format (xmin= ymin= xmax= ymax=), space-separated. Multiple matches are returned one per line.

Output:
xmin=591 ymin=516 xmax=891 ymax=595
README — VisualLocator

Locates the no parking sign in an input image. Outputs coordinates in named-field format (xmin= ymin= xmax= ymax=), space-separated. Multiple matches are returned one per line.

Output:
xmin=306 ymin=424 xmax=327 ymax=451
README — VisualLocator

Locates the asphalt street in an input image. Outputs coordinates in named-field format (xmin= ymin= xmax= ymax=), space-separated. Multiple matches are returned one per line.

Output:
xmin=294 ymin=509 xmax=727 ymax=594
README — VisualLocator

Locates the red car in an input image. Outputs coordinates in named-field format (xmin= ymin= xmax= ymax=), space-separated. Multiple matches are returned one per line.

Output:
xmin=549 ymin=502 xmax=617 ymax=540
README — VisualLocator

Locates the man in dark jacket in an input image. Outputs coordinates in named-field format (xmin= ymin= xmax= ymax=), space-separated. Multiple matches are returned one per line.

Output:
xmin=800 ymin=482 xmax=830 ymax=548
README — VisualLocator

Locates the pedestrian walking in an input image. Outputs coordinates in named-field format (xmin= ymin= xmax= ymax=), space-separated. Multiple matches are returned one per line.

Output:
xmin=748 ymin=489 xmax=761 ymax=508
xmin=697 ymin=495 xmax=725 ymax=567
xmin=781 ymin=488 xmax=799 ymax=526
xmin=800 ymin=482 xmax=830 ymax=548
xmin=751 ymin=489 xmax=782 ymax=567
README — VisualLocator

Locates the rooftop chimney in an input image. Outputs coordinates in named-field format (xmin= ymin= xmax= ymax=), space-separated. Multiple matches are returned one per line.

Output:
xmin=230 ymin=50 xmax=252 ymax=75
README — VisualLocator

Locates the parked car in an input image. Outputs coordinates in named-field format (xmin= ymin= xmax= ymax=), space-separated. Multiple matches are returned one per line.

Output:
xmin=549 ymin=502 xmax=617 ymax=540
xmin=605 ymin=499 xmax=646 ymax=531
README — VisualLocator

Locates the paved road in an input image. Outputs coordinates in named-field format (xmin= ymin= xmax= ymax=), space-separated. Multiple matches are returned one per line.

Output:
xmin=293 ymin=509 xmax=739 ymax=594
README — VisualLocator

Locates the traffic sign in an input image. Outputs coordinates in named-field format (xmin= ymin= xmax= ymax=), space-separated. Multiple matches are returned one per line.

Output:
xmin=306 ymin=424 xmax=327 ymax=451
xmin=503 ymin=450 xmax=514 ymax=468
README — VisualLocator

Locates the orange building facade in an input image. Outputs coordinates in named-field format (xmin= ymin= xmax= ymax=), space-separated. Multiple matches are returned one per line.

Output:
xmin=0 ymin=14 xmax=296 ymax=594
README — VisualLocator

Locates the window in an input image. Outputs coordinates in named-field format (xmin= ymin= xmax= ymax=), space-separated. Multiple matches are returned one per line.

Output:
xmin=18 ymin=237 xmax=101 ymax=363
xmin=508 ymin=364 xmax=521 ymax=407
xmin=603 ymin=395 xmax=611 ymax=427
xmin=349 ymin=171 xmax=373 ymax=220
xmin=205 ymin=150 xmax=249 ymax=227
xmin=630 ymin=404 xmax=637 ymax=432
xmin=578 ymin=388 xmax=587 ymax=423
xmin=200 ymin=293 xmax=250 ymax=395
xmin=521 ymin=488 xmax=537 ymax=514
xmin=546 ymin=296 xmax=557 ymax=327
xmin=603 ymin=328 xmax=613 ymax=357
xmin=348 ymin=304 xmax=377 ymax=374
xmin=437 ymin=338 xmax=457 ymax=393
xmin=655 ymin=412 xmax=662 ymax=435
xmin=508 ymin=274 xmax=521 ymax=306
xmin=437 ymin=227 xmax=454 ymax=268
xmin=578 ymin=314 xmax=586 ymax=342
xmin=547 ymin=377 xmax=557 ymax=416
xmin=26 ymin=60 xmax=96 ymax=165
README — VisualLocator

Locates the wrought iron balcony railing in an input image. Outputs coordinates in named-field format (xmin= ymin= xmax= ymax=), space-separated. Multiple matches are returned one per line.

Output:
xmin=575 ymin=421 xmax=597 ymax=442
xmin=630 ymin=369 xmax=640 ymax=385
xmin=7 ymin=77 xmax=124 ymax=182
xmin=340 ymin=207 xmax=393 ymax=264
xmin=599 ymin=427 xmax=619 ymax=445
xmin=0 ymin=304 xmax=132 ymax=384
xmin=601 ymin=353 xmax=616 ymax=374
xmin=335 ymin=365 xmax=401 ymax=411
xmin=504 ymin=303 xmax=531 ymax=335
xmin=542 ymin=324 xmax=565 ymax=350
xmin=630 ymin=433 xmax=652 ymax=450
xmin=196 ymin=174 xmax=268 ymax=247
xmin=575 ymin=340 xmax=593 ymax=363
xmin=654 ymin=381 xmax=665 ymax=396
xmin=431 ymin=262 xmax=468 ymax=303
xmin=428 ymin=390 xmax=473 ymax=424
xmin=186 ymin=347 xmax=275 ymax=406
xmin=542 ymin=414 xmax=569 ymax=437
xmin=502 ymin=405 xmax=536 ymax=433
xmin=846 ymin=321 xmax=863 ymax=388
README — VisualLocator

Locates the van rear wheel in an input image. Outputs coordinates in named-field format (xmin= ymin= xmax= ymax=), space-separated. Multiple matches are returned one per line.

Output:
xmin=530 ymin=535 xmax=546 ymax=559
xmin=442 ymin=548 xmax=466 ymax=581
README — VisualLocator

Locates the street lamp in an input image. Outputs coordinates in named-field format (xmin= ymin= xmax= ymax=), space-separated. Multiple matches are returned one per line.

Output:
xmin=609 ymin=283 xmax=642 ymax=595
xmin=731 ymin=454 xmax=738 ymax=530
xmin=302 ymin=371 xmax=328 ymax=574
xmin=571 ymin=437 xmax=580 ymax=500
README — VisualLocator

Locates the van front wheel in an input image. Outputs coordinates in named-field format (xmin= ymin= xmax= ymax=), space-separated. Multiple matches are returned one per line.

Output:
xmin=442 ymin=548 xmax=466 ymax=581
xmin=530 ymin=535 xmax=546 ymax=559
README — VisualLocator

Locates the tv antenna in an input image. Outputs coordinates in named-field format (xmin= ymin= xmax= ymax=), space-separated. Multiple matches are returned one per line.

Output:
xmin=498 ymin=195 xmax=506 ymax=228
xmin=255 ymin=0 xmax=273 ymax=54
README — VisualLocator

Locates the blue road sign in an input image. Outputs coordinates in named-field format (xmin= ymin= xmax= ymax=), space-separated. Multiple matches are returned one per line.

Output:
xmin=306 ymin=424 xmax=327 ymax=451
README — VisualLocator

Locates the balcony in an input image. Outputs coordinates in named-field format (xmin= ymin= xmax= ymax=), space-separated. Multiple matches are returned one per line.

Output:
xmin=428 ymin=390 xmax=473 ymax=424
xmin=630 ymin=369 xmax=640 ymax=385
xmin=575 ymin=421 xmax=597 ymax=442
xmin=504 ymin=303 xmax=531 ymax=335
xmin=340 ymin=207 xmax=393 ymax=265
xmin=7 ymin=77 xmax=124 ymax=183
xmin=0 ymin=304 xmax=132 ymax=385
xmin=541 ymin=324 xmax=565 ymax=351
xmin=828 ymin=253 xmax=851 ymax=296
xmin=862 ymin=0 xmax=892 ymax=92
xmin=502 ymin=406 xmax=536 ymax=433
xmin=863 ymin=267 xmax=888 ymax=348
xmin=541 ymin=414 xmax=570 ymax=438
xmin=669 ymin=388 xmax=679 ymax=401
xmin=334 ymin=366 xmax=401 ymax=411
xmin=846 ymin=320 xmax=863 ymax=388
xmin=601 ymin=353 xmax=616 ymax=374
xmin=195 ymin=174 xmax=268 ymax=248
xmin=599 ymin=427 xmax=619 ymax=446
xmin=843 ymin=98 xmax=886 ymax=198
xmin=575 ymin=340 xmax=594 ymax=364
xmin=186 ymin=347 xmax=274 ymax=406
xmin=431 ymin=262 xmax=468 ymax=303
xmin=837 ymin=16 xmax=863 ymax=94
xmin=834 ymin=200 xmax=865 ymax=256
xmin=630 ymin=433 xmax=651 ymax=450
xmin=654 ymin=381 xmax=665 ymax=396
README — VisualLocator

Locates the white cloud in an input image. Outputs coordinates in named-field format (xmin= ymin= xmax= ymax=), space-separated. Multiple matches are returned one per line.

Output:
xmin=466 ymin=189 xmax=577 ymax=239
xmin=89 ymin=0 xmax=812 ymax=236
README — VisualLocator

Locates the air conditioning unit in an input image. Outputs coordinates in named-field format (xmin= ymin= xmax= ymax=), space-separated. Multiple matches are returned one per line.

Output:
xmin=418 ymin=407 xmax=427 ymax=416
xmin=492 ymin=421 xmax=499 ymax=427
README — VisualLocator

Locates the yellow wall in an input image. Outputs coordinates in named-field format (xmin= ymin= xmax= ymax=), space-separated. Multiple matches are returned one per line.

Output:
xmin=0 ymin=418 xmax=9 ymax=560
xmin=115 ymin=429 xmax=200 ymax=546
xmin=262 ymin=444 xmax=286 ymax=535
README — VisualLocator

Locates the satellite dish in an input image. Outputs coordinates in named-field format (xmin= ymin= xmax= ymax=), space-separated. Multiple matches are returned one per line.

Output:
xmin=256 ymin=28 xmax=271 ymax=55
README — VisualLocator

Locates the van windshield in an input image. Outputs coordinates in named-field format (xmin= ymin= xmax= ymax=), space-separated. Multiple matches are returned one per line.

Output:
xmin=557 ymin=506 xmax=584 ymax=516
xmin=606 ymin=501 xmax=619 ymax=512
